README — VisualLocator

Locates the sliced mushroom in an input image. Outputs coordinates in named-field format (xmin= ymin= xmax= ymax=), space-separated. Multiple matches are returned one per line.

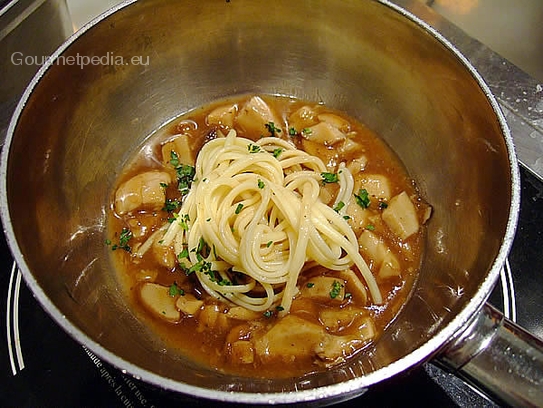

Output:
xmin=235 ymin=96 xmax=282 ymax=139
xmin=176 ymin=293 xmax=204 ymax=316
xmin=139 ymin=282 xmax=180 ymax=323
xmin=206 ymin=103 xmax=238 ymax=129
xmin=382 ymin=191 xmax=420 ymax=240
xmin=161 ymin=134 xmax=195 ymax=166
xmin=114 ymin=171 xmax=171 ymax=215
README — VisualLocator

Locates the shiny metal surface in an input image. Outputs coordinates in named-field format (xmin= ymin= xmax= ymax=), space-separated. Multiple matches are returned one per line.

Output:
xmin=0 ymin=0 xmax=73 ymax=142
xmin=421 ymin=0 xmax=543 ymax=83
xmin=66 ymin=0 xmax=543 ymax=181
xmin=439 ymin=303 xmax=543 ymax=407
xmin=0 ymin=0 xmax=525 ymax=404
xmin=397 ymin=0 xmax=543 ymax=181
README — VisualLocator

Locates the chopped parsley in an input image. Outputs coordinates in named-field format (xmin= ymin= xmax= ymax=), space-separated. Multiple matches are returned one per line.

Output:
xmin=178 ymin=239 xmax=216 ymax=276
xmin=169 ymin=282 xmax=184 ymax=297
xmin=169 ymin=150 xmax=180 ymax=167
xmin=185 ymin=259 xmax=212 ymax=275
xmin=288 ymin=127 xmax=297 ymax=137
xmin=264 ymin=122 xmax=281 ymax=137
xmin=235 ymin=203 xmax=244 ymax=214
xmin=204 ymin=269 xmax=217 ymax=282
xmin=354 ymin=188 xmax=371 ymax=209
xmin=170 ymin=151 xmax=195 ymax=195
xmin=266 ymin=240 xmax=273 ymax=247
xmin=247 ymin=143 xmax=261 ymax=153
xmin=321 ymin=172 xmax=339 ymax=184
xmin=306 ymin=282 xmax=315 ymax=288
xmin=178 ymin=247 xmax=189 ymax=260
xmin=272 ymin=148 xmax=283 ymax=158
xmin=176 ymin=164 xmax=196 ymax=195
xmin=178 ymin=213 xmax=190 ymax=231
xmin=330 ymin=280 xmax=342 ymax=299
xmin=163 ymin=199 xmax=181 ymax=212
xmin=301 ymin=128 xmax=312 ymax=135
xmin=110 ymin=228 xmax=133 ymax=252
xmin=333 ymin=201 xmax=345 ymax=213
xmin=204 ymin=268 xmax=232 ymax=286
xmin=379 ymin=201 xmax=389 ymax=210
xmin=263 ymin=310 xmax=273 ymax=318
xmin=257 ymin=179 xmax=265 ymax=189
xmin=365 ymin=224 xmax=375 ymax=231
xmin=195 ymin=237 xmax=210 ymax=258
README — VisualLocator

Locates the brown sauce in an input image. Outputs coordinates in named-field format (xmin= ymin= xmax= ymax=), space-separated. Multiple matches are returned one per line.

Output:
xmin=107 ymin=94 xmax=430 ymax=378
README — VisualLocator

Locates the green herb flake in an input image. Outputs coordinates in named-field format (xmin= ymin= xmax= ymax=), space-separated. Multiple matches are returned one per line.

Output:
xmin=288 ymin=127 xmax=297 ymax=137
xmin=321 ymin=172 xmax=339 ymax=184
xmin=266 ymin=240 xmax=273 ymax=248
xmin=118 ymin=228 xmax=132 ymax=247
xmin=264 ymin=122 xmax=281 ymax=137
xmin=257 ymin=179 xmax=265 ymax=189
xmin=275 ymin=305 xmax=284 ymax=311
xmin=111 ymin=228 xmax=133 ymax=252
xmin=235 ymin=203 xmax=244 ymax=214
xmin=330 ymin=280 xmax=342 ymax=299
xmin=302 ymin=128 xmax=312 ymax=135
xmin=365 ymin=224 xmax=375 ymax=231
xmin=178 ymin=262 xmax=189 ymax=274
xmin=263 ymin=310 xmax=273 ymax=318
xmin=204 ymin=269 xmax=217 ymax=282
xmin=176 ymin=164 xmax=195 ymax=195
xmin=247 ymin=143 xmax=261 ymax=153
xmin=186 ymin=259 xmax=212 ymax=275
xmin=179 ymin=213 xmax=190 ymax=231
xmin=169 ymin=150 xmax=180 ymax=167
xmin=218 ymin=280 xmax=232 ymax=287
xmin=105 ymin=239 xmax=112 ymax=246
xmin=178 ymin=247 xmax=189 ymax=260
xmin=379 ymin=201 xmax=389 ymax=210
xmin=354 ymin=188 xmax=371 ymax=209
xmin=196 ymin=237 xmax=210 ymax=256
xmin=163 ymin=199 xmax=181 ymax=212
xmin=306 ymin=282 xmax=315 ymax=288
xmin=272 ymin=148 xmax=283 ymax=158
xmin=160 ymin=182 xmax=169 ymax=189
xmin=169 ymin=282 xmax=184 ymax=297
xmin=333 ymin=201 xmax=345 ymax=213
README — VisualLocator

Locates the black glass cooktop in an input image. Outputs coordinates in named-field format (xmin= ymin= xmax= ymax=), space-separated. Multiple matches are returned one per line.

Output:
xmin=1 ymin=165 xmax=541 ymax=407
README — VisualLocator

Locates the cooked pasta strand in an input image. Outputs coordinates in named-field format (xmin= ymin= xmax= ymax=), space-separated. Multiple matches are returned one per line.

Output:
xmin=160 ymin=130 xmax=382 ymax=312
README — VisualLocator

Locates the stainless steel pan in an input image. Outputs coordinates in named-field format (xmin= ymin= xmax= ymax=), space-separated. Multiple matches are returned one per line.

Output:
xmin=1 ymin=0 xmax=542 ymax=405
